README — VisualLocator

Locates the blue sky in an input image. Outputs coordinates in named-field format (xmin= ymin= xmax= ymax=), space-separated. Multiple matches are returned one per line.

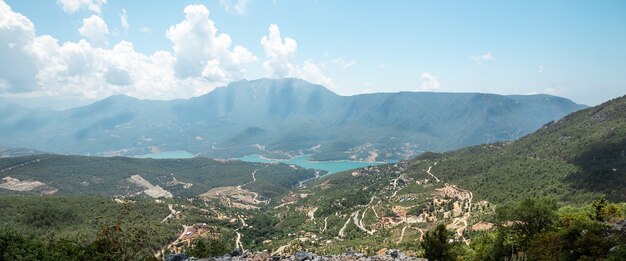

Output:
xmin=1 ymin=0 xmax=625 ymax=108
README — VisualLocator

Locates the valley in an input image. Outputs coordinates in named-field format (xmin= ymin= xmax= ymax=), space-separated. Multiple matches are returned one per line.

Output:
xmin=1 ymin=93 xmax=623 ymax=260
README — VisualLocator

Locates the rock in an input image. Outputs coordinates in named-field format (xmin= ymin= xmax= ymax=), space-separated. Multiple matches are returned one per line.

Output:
xmin=166 ymin=254 xmax=188 ymax=261
xmin=345 ymin=250 xmax=357 ymax=256
xmin=612 ymin=219 xmax=626 ymax=232
xmin=295 ymin=251 xmax=313 ymax=261
xmin=230 ymin=248 xmax=242 ymax=257
xmin=390 ymin=250 xmax=399 ymax=258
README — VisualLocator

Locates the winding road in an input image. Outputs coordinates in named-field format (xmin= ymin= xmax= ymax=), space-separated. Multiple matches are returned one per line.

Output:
xmin=338 ymin=196 xmax=378 ymax=237
xmin=426 ymin=162 xmax=440 ymax=182
xmin=397 ymin=225 xmax=409 ymax=243
xmin=338 ymin=212 xmax=354 ymax=238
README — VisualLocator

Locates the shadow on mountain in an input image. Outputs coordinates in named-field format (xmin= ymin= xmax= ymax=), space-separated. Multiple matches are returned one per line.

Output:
xmin=565 ymin=138 xmax=626 ymax=201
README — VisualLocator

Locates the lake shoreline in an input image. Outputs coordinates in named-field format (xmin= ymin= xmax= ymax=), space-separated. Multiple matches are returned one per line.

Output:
xmin=238 ymin=154 xmax=395 ymax=174
xmin=257 ymin=153 xmax=393 ymax=164
xmin=131 ymin=151 xmax=395 ymax=174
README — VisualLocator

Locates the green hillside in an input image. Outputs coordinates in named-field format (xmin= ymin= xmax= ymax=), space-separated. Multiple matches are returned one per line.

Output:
xmin=410 ymin=94 xmax=626 ymax=204
xmin=0 ymin=155 xmax=316 ymax=199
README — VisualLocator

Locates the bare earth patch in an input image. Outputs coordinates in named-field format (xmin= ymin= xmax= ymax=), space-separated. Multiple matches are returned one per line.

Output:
xmin=471 ymin=221 xmax=495 ymax=231
xmin=127 ymin=175 xmax=172 ymax=198
xmin=199 ymin=186 xmax=262 ymax=209
xmin=0 ymin=176 xmax=57 ymax=194
xmin=435 ymin=184 xmax=471 ymax=201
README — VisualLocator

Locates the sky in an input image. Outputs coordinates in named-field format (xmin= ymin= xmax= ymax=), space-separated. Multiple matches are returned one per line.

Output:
xmin=1 ymin=0 xmax=625 ymax=109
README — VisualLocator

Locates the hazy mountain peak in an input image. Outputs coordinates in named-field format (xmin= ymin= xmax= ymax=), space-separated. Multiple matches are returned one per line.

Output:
xmin=219 ymin=78 xmax=337 ymax=96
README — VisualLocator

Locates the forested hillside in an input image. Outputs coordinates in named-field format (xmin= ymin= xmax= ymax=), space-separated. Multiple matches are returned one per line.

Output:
xmin=0 ymin=155 xmax=316 ymax=199
xmin=410 ymin=94 xmax=626 ymax=204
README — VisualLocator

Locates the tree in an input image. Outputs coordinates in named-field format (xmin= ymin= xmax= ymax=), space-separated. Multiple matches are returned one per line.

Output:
xmin=527 ymin=231 xmax=562 ymax=261
xmin=560 ymin=220 xmax=613 ymax=261
xmin=188 ymin=237 xmax=230 ymax=258
xmin=591 ymin=195 xmax=608 ymax=221
xmin=497 ymin=197 xmax=558 ymax=251
xmin=421 ymin=224 xmax=452 ymax=261
xmin=90 ymin=222 xmax=152 ymax=260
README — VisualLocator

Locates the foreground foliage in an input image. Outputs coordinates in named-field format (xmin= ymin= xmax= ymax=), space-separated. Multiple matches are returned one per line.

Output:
xmin=1 ymin=196 xmax=625 ymax=260
xmin=434 ymin=197 xmax=626 ymax=261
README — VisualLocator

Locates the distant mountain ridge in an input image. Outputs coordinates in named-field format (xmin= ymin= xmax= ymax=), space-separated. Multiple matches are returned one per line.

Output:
xmin=0 ymin=78 xmax=586 ymax=160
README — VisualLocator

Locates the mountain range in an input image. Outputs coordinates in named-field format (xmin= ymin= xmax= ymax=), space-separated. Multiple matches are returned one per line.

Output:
xmin=0 ymin=78 xmax=585 ymax=161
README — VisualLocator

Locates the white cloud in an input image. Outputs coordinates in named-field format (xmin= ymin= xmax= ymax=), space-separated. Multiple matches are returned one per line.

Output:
xmin=299 ymin=60 xmax=334 ymax=89
xmin=537 ymin=65 xmax=544 ymax=74
xmin=32 ymin=38 xmax=216 ymax=100
xmin=219 ymin=0 xmax=250 ymax=15
xmin=419 ymin=72 xmax=440 ymax=91
xmin=0 ymin=2 xmax=257 ymax=101
xmin=261 ymin=24 xmax=297 ymax=78
xmin=260 ymin=24 xmax=335 ymax=89
xmin=471 ymin=51 xmax=494 ymax=63
xmin=378 ymin=64 xmax=386 ymax=70
xmin=57 ymin=0 xmax=107 ymax=14
xmin=119 ymin=9 xmax=129 ymax=31
xmin=0 ymin=0 xmax=40 ymax=92
xmin=79 ymin=15 xmax=109 ymax=47
xmin=332 ymin=58 xmax=356 ymax=70
xmin=165 ymin=4 xmax=256 ymax=82
xmin=0 ymin=2 xmax=336 ymax=102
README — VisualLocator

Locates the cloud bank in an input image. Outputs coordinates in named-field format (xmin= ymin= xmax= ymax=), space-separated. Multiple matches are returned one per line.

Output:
xmin=0 ymin=1 xmax=337 ymax=101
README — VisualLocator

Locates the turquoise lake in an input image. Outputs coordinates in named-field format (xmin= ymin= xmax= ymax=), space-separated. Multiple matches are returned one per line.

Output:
xmin=133 ymin=151 xmax=391 ymax=174
xmin=238 ymin=154 xmax=392 ymax=174
xmin=135 ymin=150 xmax=195 ymax=159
